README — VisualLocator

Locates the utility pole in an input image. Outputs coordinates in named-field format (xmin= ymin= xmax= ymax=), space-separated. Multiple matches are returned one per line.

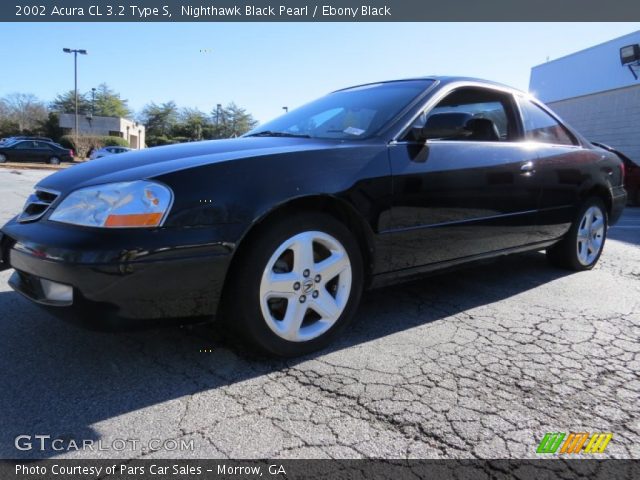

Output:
xmin=63 ymin=48 xmax=88 ymax=148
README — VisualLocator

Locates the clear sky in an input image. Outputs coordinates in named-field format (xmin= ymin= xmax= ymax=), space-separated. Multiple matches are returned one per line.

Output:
xmin=1 ymin=22 xmax=638 ymax=123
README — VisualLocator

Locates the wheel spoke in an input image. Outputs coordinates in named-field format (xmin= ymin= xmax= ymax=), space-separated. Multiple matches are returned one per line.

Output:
xmin=292 ymin=236 xmax=315 ymax=273
xmin=264 ymin=272 xmax=298 ymax=297
xmin=280 ymin=300 xmax=307 ymax=340
xmin=316 ymin=252 xmax=349 ymax=282
xmin=590 ymin=216 xmax=604 ymax=233
xmin=585 ymin=208 xmax=594 ymax=231
xmin=310 ymin=293 xmax=341 ymax=321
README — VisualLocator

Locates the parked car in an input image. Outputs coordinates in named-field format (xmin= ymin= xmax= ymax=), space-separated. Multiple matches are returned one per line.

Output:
xmin=592 ymin=142 xmax=640 ymax=206
xmin=1 ymin=136 xmax=54 ymax=144
xmin=89 ymin=146 xmax=133 ymax=160
xmin=0 ymin=139 xmax=73 ymax=164
xmin=0 ymin=77 xmax=626 ymax=356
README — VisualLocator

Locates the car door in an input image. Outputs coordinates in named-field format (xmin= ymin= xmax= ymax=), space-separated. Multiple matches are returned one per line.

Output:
xmin=9 ymin=141 xmax=37 ymax=162
xmin=387 ymin=86 xmax=543 ymax=270
xmin=516 ymin=97 xmax=587 ymax=240
xmin=33 ymin=141 xmax=54 ymax=162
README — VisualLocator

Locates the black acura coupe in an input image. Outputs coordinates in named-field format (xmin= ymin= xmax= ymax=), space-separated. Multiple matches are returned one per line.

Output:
xmin=0 ymin=77 xmax=627 ymax=356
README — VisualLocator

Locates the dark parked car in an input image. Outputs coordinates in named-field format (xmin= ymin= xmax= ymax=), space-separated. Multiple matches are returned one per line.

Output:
xmin=0 ymin=136 xmax=55 ymax=144
xmin=0 ymin=139 xmax=73 ymax=164
xmin=625 ymin=157 xmax=640 ymax=206
xmin=0 ymin=77 xmax=627 ymax=356
xmin=593 ymin=142 xmax=640 ymax=206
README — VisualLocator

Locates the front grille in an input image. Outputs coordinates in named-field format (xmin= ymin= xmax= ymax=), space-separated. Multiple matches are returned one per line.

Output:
xmin=18 ymin=188 xmax=60 ymax=223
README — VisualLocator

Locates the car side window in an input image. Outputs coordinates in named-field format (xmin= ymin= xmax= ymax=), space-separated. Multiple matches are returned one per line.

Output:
xmin=35 ymin=142 xmax=52 ymax=150
xmin=14 ymin=141 xmax=35 ymax=150
xmin=518 ymin=99 xmax=576 ymax=146
xmin=407 ymin=87 xmax=518 ymax=142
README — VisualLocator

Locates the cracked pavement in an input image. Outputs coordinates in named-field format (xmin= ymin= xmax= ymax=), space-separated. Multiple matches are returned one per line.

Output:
xmin=0 ymin=169 xmax=638 ymax=460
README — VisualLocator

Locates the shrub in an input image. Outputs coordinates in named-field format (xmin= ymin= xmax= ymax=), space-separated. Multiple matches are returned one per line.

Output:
xmin=147 ymin=135 xmax=175 ymax=147
xmin=59 ymin=135 xmax=130 ymax=158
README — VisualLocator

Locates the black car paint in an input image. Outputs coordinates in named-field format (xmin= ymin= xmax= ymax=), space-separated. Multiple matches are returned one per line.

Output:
xmin=0 ymin=77 xmax=627 ymax=327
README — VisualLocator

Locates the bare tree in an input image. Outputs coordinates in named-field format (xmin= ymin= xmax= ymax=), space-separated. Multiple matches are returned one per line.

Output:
xmin=1 ymin=93 xmax=48 ymax=132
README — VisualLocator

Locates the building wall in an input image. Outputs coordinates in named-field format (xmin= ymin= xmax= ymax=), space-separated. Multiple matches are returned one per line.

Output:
xmin=58 ymin=113 xmax=146 ymax=149
xmin=530 ymin=30 xmax=640 ymax=103
xmin=548 ymin=84 xmax=640 ymax=161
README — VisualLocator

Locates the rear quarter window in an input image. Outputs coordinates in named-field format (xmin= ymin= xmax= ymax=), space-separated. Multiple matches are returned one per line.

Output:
xmin=519 ymin=99 xmax=576 ymax=146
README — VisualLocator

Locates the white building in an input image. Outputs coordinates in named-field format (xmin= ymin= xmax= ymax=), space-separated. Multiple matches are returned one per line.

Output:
xmin=529 ymin=30 xmax=640 ymax=161
xmin=59 ymin=113 xmax=146 ymax=149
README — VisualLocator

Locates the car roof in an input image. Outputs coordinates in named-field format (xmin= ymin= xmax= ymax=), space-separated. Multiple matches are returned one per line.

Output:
xmin=332 ymin=76 xmax=526 ymax=96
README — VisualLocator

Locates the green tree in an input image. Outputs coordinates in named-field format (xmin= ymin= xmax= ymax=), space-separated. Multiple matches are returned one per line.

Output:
xmin=50 ymin=90 xmax=91 ymax=115
xmin=140 ymin=101 xmax=180 ymax=145
xmin=37 ymin=112 xmax=64 ymax=141
xmin=174 ymin=108 xmax=209 ymax=140
xmin=212 ymin=102 xmax=257 ymax=139
xmin=92 ymin=83 xmax=131 ymax=118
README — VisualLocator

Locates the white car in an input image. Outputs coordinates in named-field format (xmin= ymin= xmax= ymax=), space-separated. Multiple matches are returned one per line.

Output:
xmin=89 ymin=146 xmax=132 ymax=160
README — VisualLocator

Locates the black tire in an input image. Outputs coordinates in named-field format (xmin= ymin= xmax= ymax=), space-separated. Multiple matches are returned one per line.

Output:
xmin=0 ymin=154 xmax=6 ymax=163
xmin=224 ymin=212 xmax=364 ymax=357
xmin=546 ymin=197 xmax=608 ymax=271
xmin=48 ymin=156 xmax=61 ymax=165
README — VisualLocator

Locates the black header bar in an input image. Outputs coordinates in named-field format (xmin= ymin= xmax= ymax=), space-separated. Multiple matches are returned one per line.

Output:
xmin=2 ymin=0 xmax=640 ymax=22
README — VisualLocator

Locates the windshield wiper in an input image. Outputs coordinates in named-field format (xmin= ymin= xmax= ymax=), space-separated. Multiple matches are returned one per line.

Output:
xmin=245 ymin=131 xmax=311 ymax=138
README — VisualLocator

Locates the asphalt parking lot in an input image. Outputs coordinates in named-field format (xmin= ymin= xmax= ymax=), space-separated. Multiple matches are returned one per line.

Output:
xmin=0 ymin=168 xmax=638 ymax=459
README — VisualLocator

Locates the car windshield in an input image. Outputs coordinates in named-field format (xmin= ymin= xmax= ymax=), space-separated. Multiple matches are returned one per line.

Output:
xmin=246 ymin=80 xmax=434 ymax=140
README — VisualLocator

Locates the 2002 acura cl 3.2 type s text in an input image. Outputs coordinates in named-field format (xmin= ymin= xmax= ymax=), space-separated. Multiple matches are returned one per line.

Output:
xmin=0 ymin=77 xmax=627 ymax=356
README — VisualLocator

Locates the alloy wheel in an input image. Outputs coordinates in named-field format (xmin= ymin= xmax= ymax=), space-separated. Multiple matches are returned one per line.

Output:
xmin=576 ymin=205 xmax=605 ymax=266
xmin=259 ymin=231 xmax=352 ymax=342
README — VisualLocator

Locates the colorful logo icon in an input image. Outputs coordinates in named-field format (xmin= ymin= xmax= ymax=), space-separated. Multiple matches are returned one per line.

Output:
xmin=536 ymin=432 xmax=612 ymax=454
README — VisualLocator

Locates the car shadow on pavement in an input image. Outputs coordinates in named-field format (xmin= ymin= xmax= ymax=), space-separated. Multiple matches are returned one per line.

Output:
xmin=608 ymin=206 xmax=640 ymax=247
xmin=0 ymin=251 xmax=572 ymax=459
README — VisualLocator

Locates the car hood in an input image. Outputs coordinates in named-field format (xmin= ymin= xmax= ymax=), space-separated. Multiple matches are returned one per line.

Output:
xmin=37 ymin=137 xmax=350 ymax=193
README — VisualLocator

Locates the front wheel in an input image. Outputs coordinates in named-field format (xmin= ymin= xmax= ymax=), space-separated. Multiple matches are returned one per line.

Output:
xmin=546 ymin=197 xmax=607 ymax=271
xmin=225 ymin=213 xmax=364 ymax=357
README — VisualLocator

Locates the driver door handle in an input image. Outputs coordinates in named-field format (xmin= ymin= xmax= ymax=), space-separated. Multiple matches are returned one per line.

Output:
xmin=520 ymin=161 xmax=535 ymax=173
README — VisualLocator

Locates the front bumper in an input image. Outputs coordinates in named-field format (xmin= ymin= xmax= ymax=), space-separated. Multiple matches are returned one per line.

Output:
xmin=1 ymin=218 xmax=242 ymax=330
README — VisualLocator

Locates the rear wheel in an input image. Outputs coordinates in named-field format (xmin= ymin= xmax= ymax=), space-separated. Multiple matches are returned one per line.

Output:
xmin=546 ymin=197 xmax=607 ymax=271
xmin=0 ymin=154 xmax=6 ymax=163
xmin=225 ymin=213 xmax=363 ymax=357
xmin=48 ymin=156 xmax=61 ymax=165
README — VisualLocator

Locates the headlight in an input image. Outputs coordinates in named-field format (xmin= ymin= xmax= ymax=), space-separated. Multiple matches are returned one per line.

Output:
xmin=49 ymin=181 xmax=173 ymax=228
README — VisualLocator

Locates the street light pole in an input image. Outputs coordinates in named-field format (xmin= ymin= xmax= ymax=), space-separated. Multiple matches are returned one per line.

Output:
xmin=63 ymin=48 xmax=87 ymax=149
